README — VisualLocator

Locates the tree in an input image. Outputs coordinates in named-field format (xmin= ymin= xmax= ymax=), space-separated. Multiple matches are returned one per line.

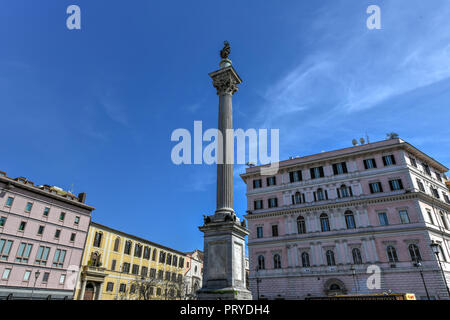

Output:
xmin=131 ymin=276 xmax=159 ymax=300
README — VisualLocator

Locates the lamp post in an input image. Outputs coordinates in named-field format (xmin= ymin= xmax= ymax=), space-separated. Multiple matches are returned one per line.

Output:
xmin=350 ymin=265 xmax=358 ymax=294
xmin=413 ymin=259 xmax=430 ymax=300
xmin=430 ymin=241 xmax=450 ymax=298
xmin=30 ymin=270 xmax=41 ymax=300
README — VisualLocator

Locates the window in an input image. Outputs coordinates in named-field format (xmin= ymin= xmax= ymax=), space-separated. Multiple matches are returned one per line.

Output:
xmin=25 ymin=202 xmax=33 ymax=212
xmin=106 ymin=282 xmax=114 ymax=292
xmin=443 ymin=194 xmax=450 ymax=204
xmin=35 ymin=246 xmax=50 ymax=265
xmin=427 ymin=210 xmax=435 ymax=225
xmin=167 ymin=254 xmax=172 ymax=265
xmin=435 ymin=172 xmax=442 ymax=182
xmin=144 ymin=246 xmax=151 ymax=259
xmin=337 ymin=185 xmax=352 ymax=198
xmin=132 ymin=264 xmax=139 ymax=275
xmin=59 ymin=212 xmax=66 ymax=221
xmin=271 ymin=225 xmax=278 ymax=237
xmin=382 ymin=155 xmax=396 ymax=166
xmin=165 ymin=271 xmax=171 ymax=281
xmin=378 ymin=212 xmax=389 ymax=226
xmin=315 ymin=188 xmax=328 ymax=201
xmin=320 ymin=214 xmax=330 ymax=232
xmin=119 ymin=283 xmax=126 ymax=293
xmin=297 ymin=216 xmax=306 ymax=234
xmin=172 ymin=255 xmax=178 ymax=267
xmin=42 ymin=272 xmax=50 ymax=282
xmin=18 ymin=221 xmax=27 ymax=232
xmin=152 ymin=249 xmax=157 ymax=261
xmin=124 ymin=241 xmax=132 ymax=255
xmin=266 ymin=176 xmax=276 ymax=186
xmin=70 ymin=233 xmax=76 ymax=242
xmin=253 ymin=179 xmax=262 ymax=189
xmin=114 ymin=238 xmax=120 ymax=252
xmin=389 ymin=179 xmax=404 ymax=191
xmin=352 ymin=248 xmax=363 ymax=264
xmin=111 ymin=259 xmax=117 ymax=271
xmin=179 ymin=257 xmax=185 ymax=268
xmin=273 ymin=254 xmax=281 ymax=269
xmin=141 ymin=266 xmax=148 ymax=277
xmin=5 ymin=197 xmax=14 ymax=207
xmin=438 ymin=244 xmax=447 ymax=262
xmin=409 ymin=244 xmax=422 ymax=262
xmin=257 ymin=255 xmax=265 ymax=270
xmin=2 ymin=268 xmax=11 ymax=280
xmin=122 ymin=263 xmax=130 ymax=273
xmin=158 ymin=270 xmax=164 ymax=280
xmin=93 ymin=232 xmax=102 ymax=247
xmin=268 ymin=198 xmax=278 ymax=208
xmin=363 ymin=159 xmax=377 ymax=169
xmin=74 ymin=216 xmax=80 ymax=225
xmin=256 ymin=226 xmax=264 ymax=238
xmin=345 ymin=211 xmax=356 ymax=229
xmin=150 ymin=268 xmax=156 ymax=278
xmin=0 ymin=217 xmax=6 ymax=227
xmin=54 ymin=229 xmax=61 ymax=239
xmin=416 ymin=179 xmax=425 ymax=192
xmin=399 ymin=210 xmax=410 ymax=224
xmin=440 ymin=211 xmax=449 ymax=230
xmin=59 ymin=274 xmax=66 ymax=285
xmin=43 ymin=207 xmax=50 ymax=217
xmin=431 ymin=187 xmax=440 ymax=199
xmin=292 ymin=192 xmax=305 ymax=205
xmin=16 ymin=243 xmax=33 ymax=263
xmin=387 ymin=246 xmax=399 ymax=263
xmin=37 ymin=225 xmax=44 ymax=235
xmin=422 ymin=163 xmax=431 ymax=176
xmin=310 ymin=166 xmax=324 ymax=179
xmin=301 ymin=252 xmax=310 ymax=267
xmin=134 ymin=244 xmax=143 ymax=258
xmin=130 ymin=284 xmax=136 ymax=294
xmin=369 ymin=182 xmax=383 ymax=193
xmin=156 ymin=288 xmax=161 ymax=296
xmin=159 ymin=251 xmax=166 ymax=263
xmin=53 ymin=249 xmax=66 ymax=267
xmin=289 ymin=170 xmax=302 ymax=182
xmin=332 ymin=162 xmax=348 ymax=175
xmin=326 ymin=250 xmax=336 ymax=266
xmin=0 ymin=240 xmax=13 ymax=261
xmin=23 ymin=270 xmax=31 ymax=281
xmin=409 ymin=156 xmax=417 ymax=168
xmin=254 ymin=200 xmax=263 ymax=210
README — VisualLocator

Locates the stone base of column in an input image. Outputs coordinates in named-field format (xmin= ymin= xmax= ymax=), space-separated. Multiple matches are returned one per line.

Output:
xmin=197 ymin=287 xmax=253 ymax=300
xmin=198 ymin=218 xmax=252 ymax=300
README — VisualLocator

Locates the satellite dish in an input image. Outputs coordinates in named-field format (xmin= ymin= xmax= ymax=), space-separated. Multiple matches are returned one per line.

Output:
xmin=360 ymin=137 xmax=365 ymax=145
xmin=352 ymin=139 xmax=358 ymax=146
xmin=246 ymin=162 xmax=256 ymax=167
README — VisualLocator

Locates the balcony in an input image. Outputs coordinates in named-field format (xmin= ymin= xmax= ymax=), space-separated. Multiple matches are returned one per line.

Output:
xmin=82 ymin=265 xmax=108 ymax=279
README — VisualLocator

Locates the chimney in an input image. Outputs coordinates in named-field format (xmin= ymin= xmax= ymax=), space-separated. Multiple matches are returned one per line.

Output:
xmin=78 ymin=192 xmax=87 ymax=203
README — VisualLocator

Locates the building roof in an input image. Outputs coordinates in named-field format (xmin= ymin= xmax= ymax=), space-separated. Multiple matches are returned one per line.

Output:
xmin=0 ymin=170 xmax=95 ymax=211
xmin=241 ymin=138 xmax=448 ymax=181
xmin=90 ymin=221 xmax=189 ymax=257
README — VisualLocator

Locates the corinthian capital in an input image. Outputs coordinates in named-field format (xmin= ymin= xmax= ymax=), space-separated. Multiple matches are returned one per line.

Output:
xmin=209 ymin=66 xmax=242 ymax=96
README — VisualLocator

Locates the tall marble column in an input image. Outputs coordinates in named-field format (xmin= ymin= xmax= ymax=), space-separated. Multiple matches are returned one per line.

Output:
xmin=198 ymin=42 xmax=252 ymax=300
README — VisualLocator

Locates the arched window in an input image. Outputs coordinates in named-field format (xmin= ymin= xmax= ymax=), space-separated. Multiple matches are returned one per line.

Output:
xmin=408 ymin=244 xmax=422 ymax=262
xmin=301 ymin=252 xmax=310 ymax=267
xmin=320 ymin=213 xmax=330 ymax=232
xmin=297 ymin=216 xmax=306 ymax=234
xmin=257 ymin=255 xmax=265 ymax=270
xmin=93 ymin=232 xmax=102 ymax=248
xmin=440 ymin=211 xmax=449 ymax=230
xmin=294 ymin=192 xmax=302 ymax=204
xmin=352 ymin=248 xmax=363 ymax=264
xmin=345 ymin=210 xmax=356 ymax=229
xmin=114 ymin=238 xmax=120 ymax=252
xmin=326 ymin=250 xmax=336 ymax=266
xmin=90 ymin=252 xmax=101 ymax=267
xmin=329 ymin=284 xmax=341 ymax=291
xmin=387 ymin=246 xmax=399 ymax=263
xmin=273 ymin=254 xmax=281 ymax=269
xmin=317 ymin=188 xmax=325 ymax=201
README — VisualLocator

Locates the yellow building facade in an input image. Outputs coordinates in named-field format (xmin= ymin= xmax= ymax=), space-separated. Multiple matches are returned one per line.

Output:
xmin=74 ymin=222 xmax=187 ymax=300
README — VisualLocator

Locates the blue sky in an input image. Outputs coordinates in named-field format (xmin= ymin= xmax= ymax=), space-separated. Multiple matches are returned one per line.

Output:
xmin=1 ymin=1 xmax=450 ymax=252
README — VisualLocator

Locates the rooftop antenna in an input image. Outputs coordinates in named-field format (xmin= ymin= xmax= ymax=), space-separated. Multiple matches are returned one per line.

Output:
xmin=365 ymin=132 xmax=370 ymax=144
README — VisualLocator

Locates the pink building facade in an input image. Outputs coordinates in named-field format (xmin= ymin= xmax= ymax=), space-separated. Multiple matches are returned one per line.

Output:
xmin=242 ymin=139 xmax=450 ymax=300
xmin=0 ymin=171 xmax=94 ymax=299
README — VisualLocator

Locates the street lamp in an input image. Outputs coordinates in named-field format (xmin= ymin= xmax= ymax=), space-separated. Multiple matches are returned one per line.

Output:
xmin=413 ymin=259 xmax=430 ymax=300
xmin=350 ymin=265 xmax=358 ymax=294
xmin=255 ymin=266 xmax=262 ymax=300
xmin=30 ymin=270 xmax=41 ymax=300
xmin=430 ymin=241 xmax=450 ymax=298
